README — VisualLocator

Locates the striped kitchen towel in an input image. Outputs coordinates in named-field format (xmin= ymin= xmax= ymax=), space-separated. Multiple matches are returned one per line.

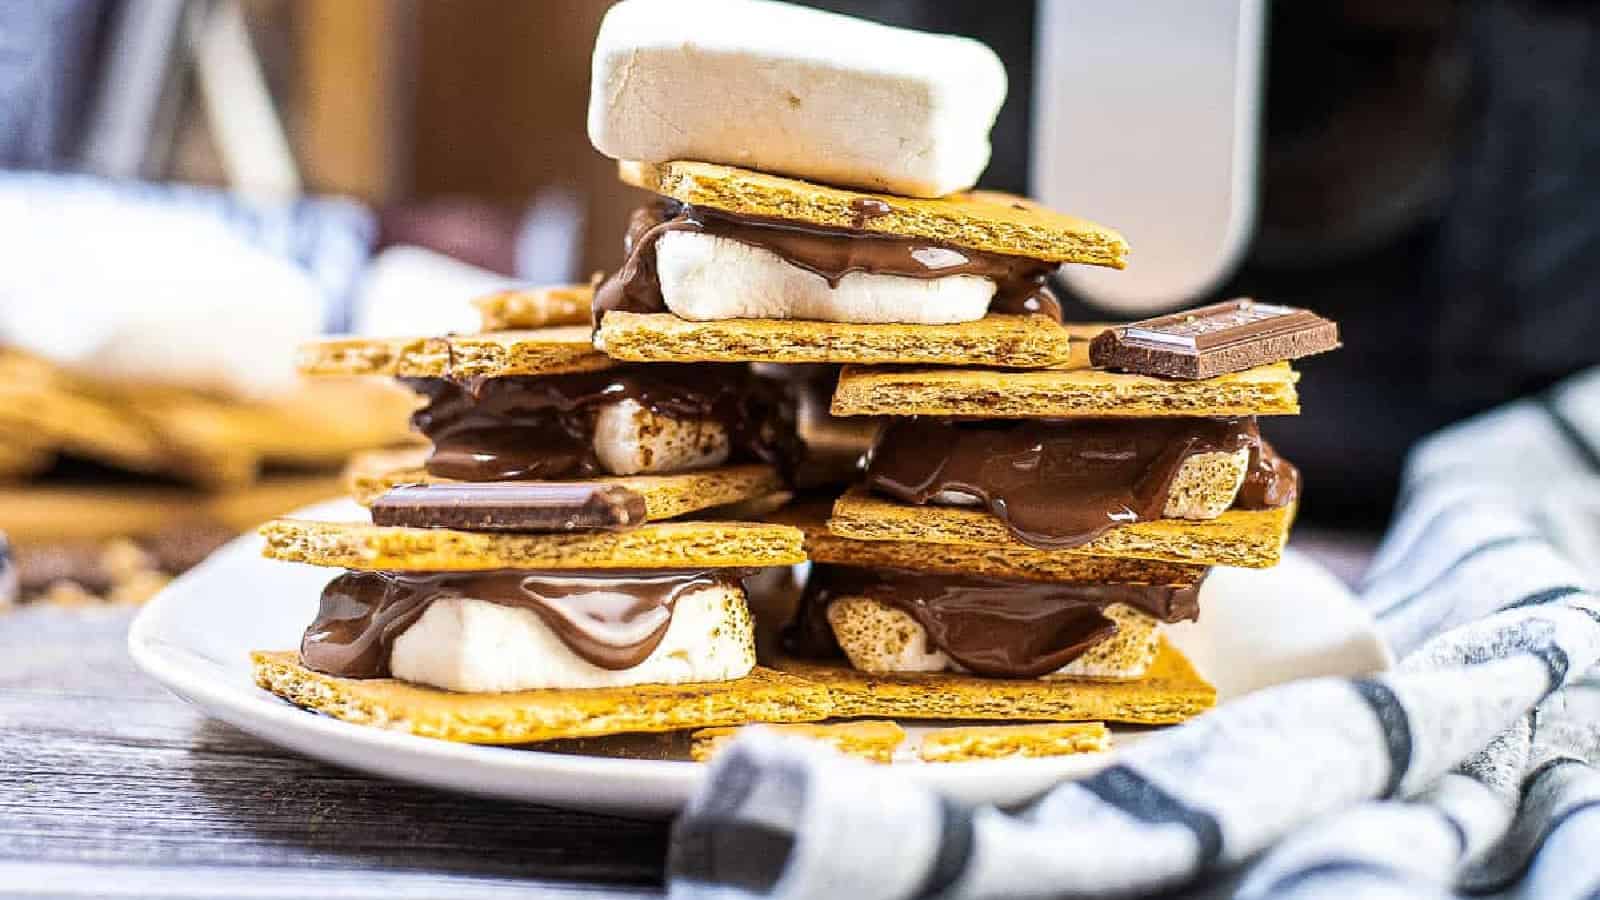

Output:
xmin=668 ymin=368 xmax=1600 ymax=899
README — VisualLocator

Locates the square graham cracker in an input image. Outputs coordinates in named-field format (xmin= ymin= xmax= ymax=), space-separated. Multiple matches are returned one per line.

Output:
xmin=828 ymin=488 xmax=1295 ymax=569
xmin=297 ymin=327 xmax=612 ymax=378
xmin=690 ymin=720 xmax=906 ymax=763
xmin=772 ymin=636 xmax=1214 ymax=725
xmin=259 ymin=517 xmax=806 ymax=570
xmin=772 ymin=501 xmax=1210 ymax=585
xmin=919 ymin=722 xmax=1112 ymax=763
xmin=620 ymin=160 xmax=1128 ymax=267
xmin=344 ymin=448 xmax=784 ymax=521
xmin=596 ymin=312 xmax=1073 ymax=368
xmin=475 ymin=284 xmax=594 ymax=331
xmin=829 ymin=325 xmax=1300 ymax=417
xmin=252 ymin=651 xmax=831 ymax=745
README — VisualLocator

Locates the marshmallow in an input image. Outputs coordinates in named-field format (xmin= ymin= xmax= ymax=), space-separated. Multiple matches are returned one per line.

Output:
xmin=1162 ymin=449 xmax=1251 ymax=520
xmin=592 ymin=398 xmax=731 ymax=475
xmin=588 ymin=0 xmax=1007 ymax=198
xmin=655 ymin=231 xmax=995 ymax=324
xmin=826 ymin=596 xmax=1161 ymax=681
xmin=389 ymin=582 xmax=755 ymax=692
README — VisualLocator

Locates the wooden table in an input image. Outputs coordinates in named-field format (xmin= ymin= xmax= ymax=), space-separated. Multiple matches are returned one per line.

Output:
xmin=0 ymin=605 xmax=666 ymax=898
xmin=0 ymin=531 xmax=1375 ymax=898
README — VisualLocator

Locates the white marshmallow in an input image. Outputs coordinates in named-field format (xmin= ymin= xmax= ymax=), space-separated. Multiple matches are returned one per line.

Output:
xmin=592 ymin=398 xmax=731 ymax=475
xmin=389 ymin=582 xmax=755 ymax=692
xmin=655 ymin=231 xmax=995 ymax=325
xmin=588 ymin=0 xmax=1007 ymax=198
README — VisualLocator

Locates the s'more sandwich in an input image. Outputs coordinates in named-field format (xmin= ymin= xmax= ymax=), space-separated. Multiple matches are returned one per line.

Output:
xmin=579 ymin=0 xmax=1128 ymax=371
xmin=786 ymin=304 xmax=1338 ymax=724
xmin=252 ymin=327 xmax=835 ymax=744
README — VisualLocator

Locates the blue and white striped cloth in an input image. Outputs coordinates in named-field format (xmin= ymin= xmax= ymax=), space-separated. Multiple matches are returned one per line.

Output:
xmin=668 ymin=369 xmax=1600 ymax=899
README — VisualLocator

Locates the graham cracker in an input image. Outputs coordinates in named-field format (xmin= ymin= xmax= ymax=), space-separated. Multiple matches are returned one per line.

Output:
xmin=828 ymin=488 xmax=1294 ymax=569
xmin=297 ymin=327 xmax=613 ymax=378
xmin=344 ymin=448 xmax=784 ymax=520
xmin=475 ymin=284 xmax=594 ymax=331
xmin=777 ymin=504 xmax=1209 ymax=584
xmin=919 ymin=722 xmax=1112 ymax=763
xmin=259 ymin=518 xmax=807 ymax=570
xmin=0 ymin=475 xmax=343 ymax=543
xmin=0 ymin=350 xmax=414 ymax=487
xmin=620 ymin=160 xmax=1129 ymax=267
xmin=829 ymin=325 xmax=1300 ymax=417
xmin=0 ymin=432 xmax=51 ymax=479
xmin=252 ymin=651 xmax=831 ymax=745
xmin=774 ymin=636 xmax=1213 ymax=725
xmin=597 ymin=312 xmax=1072 ymax=368
xmin=690 ymin=720 xmax=906 ymax=764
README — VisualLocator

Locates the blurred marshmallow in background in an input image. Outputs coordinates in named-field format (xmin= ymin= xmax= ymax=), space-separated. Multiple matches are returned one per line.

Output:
xmin=0 ymin=172 xmax=373 ymax=399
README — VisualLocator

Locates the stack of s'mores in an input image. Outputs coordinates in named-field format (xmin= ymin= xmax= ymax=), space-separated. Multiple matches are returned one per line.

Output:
xmin=251 ymin=0 xmax=1337 ymax=760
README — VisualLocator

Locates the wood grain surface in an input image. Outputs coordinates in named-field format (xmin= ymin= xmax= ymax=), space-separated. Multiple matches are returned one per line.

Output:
xmin=0 ymin=606 xmax=666 ymax=898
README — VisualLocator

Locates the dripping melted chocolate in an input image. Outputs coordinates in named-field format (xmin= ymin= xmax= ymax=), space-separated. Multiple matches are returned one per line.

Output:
xmin=402 ymin=366 xmax=799 ymax=482
xmin=786 ymin=565 xmax=1203 ymax=679
xmin=865 ymin=417 xmax=1299 ymax=551
xmin=300 ymin=568 xmax=748 ymax=677
xmin=593 ymin=201 xmax=1064 ymax=323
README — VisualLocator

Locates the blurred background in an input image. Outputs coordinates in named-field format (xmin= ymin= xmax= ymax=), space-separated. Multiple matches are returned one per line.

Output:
xmin=3 ymin=0 xmax=1597 ymax=602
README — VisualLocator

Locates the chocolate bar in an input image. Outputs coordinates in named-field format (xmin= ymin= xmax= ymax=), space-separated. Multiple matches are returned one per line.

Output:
xmin=1090 ymin=299 xmax=1339 ymax=380
xmin=369 ymin=482 xmax=648 ymax=532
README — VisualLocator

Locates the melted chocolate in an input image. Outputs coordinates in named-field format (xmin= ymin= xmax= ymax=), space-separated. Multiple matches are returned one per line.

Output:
xmin=593 ymin=201 xmax=1063 ymax=323
xmin=301 ymin=568 xmax=747 ymax=677
xmin=786 ymin=565 xmax=1203 ymax=678
xmin=865 ymin=417 xmax=1299 ymax=551
xmin=402 ymin=366 xmax=799 ymax=482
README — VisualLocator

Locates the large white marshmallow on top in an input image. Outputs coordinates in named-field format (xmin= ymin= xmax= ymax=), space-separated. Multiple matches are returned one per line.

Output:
xmin=654 ymin=231 xmax=997 ymax=324
xmin=588 ymin=0 xmax=1008 ymax=198
xmin=389 ymin=581 xmax=755 ymax=692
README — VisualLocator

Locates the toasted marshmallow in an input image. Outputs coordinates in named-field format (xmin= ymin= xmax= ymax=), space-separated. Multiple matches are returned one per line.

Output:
xmin=928 ymin=449 xmax=1253 ymax=521
xmin=592 ymin=398 xmax=731 ymax=475
xmin=389 ymin=582 xmax=755 ymax=692
xmin=655 ymin=231 xmax=995 ymax=325
xmin=1162 ymin=449 xmax=1250 ymax=520
xmin=826 ymin=596 xmax=1161 ymax=681
xmin=588 ymin=0 xmax=1007 ymax=197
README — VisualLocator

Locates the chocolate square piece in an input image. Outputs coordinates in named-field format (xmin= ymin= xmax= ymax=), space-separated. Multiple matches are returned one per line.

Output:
xmin=1090 ymin=299 xmax=1339 ymax=380
xmin=370 ymin=482 xmax=649 ymax=531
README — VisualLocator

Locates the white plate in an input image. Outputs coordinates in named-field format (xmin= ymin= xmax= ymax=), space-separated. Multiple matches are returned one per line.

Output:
xmin=130 ymin=500 xmax=1392 ymax=816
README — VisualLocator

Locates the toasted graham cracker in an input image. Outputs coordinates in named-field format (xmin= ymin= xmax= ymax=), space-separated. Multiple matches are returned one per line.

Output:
xmin=0 ymin=350 xmax=414 ymax=488
xmin=297 ymin=328 xmax=612 ymax=378
xmin=776 ymin=503 xmax=1210 ymax=584
xmin=252 ymin=651 xmax=830 ymax=745
xmin=919 ymin=722 xmax=1112 ymax=763
xmin=0 ymin=475 xmax=343 ymax=542
xmin=829 ymin=488 xmax=1294 ymax=569
xmin=475 ymin=284 xmax=594 ymax=331
xmin=0 ymin=432 xmax=51 ymax=479
xmin=829 ymin=325 xmax=1299 ymax=417
xmin=690 ymin=720 xmax=906 ymax=764
xmin=260 ymin=518 xmax=806 ymax=570
xmin=344 ymin=447 xmax=784 ymax=520
xmin=774 ymin=636 xmax=1213 ymax=725
xmin=597 ymin=312 xmax=1072 ymax=368
xmin=621 ymin=160 xmax=1129 ymax=268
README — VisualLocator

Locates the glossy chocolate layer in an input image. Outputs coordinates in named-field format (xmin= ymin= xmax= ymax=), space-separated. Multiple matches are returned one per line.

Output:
xmin=593 ymin=201 xmax=1063 ymax=322
xmin=402 ymin=365 xmax=799 ymax=482
xmin=865 ymin=416 xmax=1299 ymax=550
xmin=301 ymin=568 xmax=747 ymax=677
xmin=786 ymin=565 xmax=1203 ymax=678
